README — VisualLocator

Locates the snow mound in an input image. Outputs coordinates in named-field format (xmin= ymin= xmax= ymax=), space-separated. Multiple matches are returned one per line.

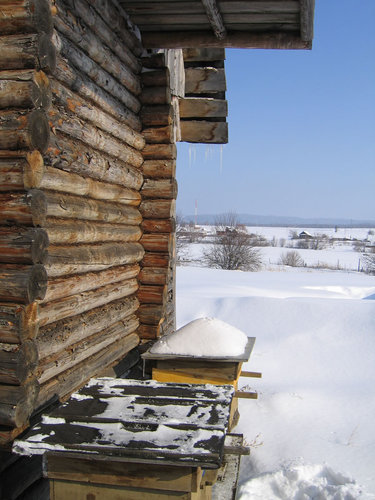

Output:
xmin=149 ymin=317 xmax=248 ymax=357
xmin=238 ymin=464 xmax=371 ymax=500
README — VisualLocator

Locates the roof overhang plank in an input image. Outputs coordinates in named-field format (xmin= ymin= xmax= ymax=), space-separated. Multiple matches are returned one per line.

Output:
xmin=300 ymin=0 xmax=315 ymax=41
xmin=142 ymin=31 xmax=312 ymax=49
xmin=201 ymin=0 xmax=227 ymax=39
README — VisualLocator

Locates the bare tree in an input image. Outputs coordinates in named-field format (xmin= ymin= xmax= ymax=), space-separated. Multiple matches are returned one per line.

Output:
xmin=176 ymin=212 xmax=188 ymax=263
xmin=279 ymin=250 xmax=305 ymax=267
xmin=203 ymin=213 xmax=262 ymax=271
xmin=363 ymin=251 xmax=375 ymax=274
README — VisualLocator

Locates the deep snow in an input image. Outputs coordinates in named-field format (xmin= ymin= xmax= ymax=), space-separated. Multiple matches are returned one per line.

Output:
xmin=176 ymin=265 xmax=375 ymax=499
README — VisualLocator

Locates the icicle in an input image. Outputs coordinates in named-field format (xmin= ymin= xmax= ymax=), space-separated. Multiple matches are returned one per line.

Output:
xmin=188 ymin=144 xmax=192 ymax=168
xmin=220 ymin=144 xmax=223 ymax=174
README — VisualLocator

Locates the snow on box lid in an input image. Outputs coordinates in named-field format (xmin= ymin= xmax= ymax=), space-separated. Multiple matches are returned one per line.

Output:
xmin=149 ymin=317 xmax=250 ymax=358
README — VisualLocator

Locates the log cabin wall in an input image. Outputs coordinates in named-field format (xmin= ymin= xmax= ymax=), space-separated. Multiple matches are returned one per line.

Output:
xmin=0 ymin=0 xmax=146 ymax=449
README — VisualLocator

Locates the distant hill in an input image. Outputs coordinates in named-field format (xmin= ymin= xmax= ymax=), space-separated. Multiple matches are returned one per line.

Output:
xmin=182 ymin=213 xmax=375 ymax=228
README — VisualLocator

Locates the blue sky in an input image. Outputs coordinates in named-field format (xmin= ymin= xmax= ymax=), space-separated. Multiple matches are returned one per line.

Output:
xmin=176 ymin=0 xmax=375 ymax=220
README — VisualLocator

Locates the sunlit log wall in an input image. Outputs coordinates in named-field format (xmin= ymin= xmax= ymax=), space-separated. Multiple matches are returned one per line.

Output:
xmin=138 ymin=51 xmax=182 ymax=340
xmin=0 ymin=0 xmax=145 ymax=450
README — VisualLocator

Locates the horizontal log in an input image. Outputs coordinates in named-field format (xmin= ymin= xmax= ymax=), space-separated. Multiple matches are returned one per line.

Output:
xmin=46 ymin=133 xmax=143 ymax=188
xmin=61 ymin=0 xmax=141 ymax=75
xmin=140 ymin=199 xmax=176 ymax=219
xmin=140 ymin=234 xmax=174 ymax=253
xmin=241 ymin=371 xmax=262 ymax=378
xmin=0 ymin=69 xmax=51 ymax=109
xmin=0 ymin=302 xmax=38 ymax=344
xmin=25 ymin=162 xmax=141 ymax=206
xmin=0 ymin=0 xmax=53 ymax=35
xmin=142 ymin=159 xmax=176 ymax=179
xmin=179 ymin=97 xmax=227 ymax=118
xmin=0 ymin=227 xmax=48 ymax=264
xmin=234 ymin=391 xmax=258 ymax=400
xmin=50 ymin=80 xmax=144 ymax=151
xmin=37 ymin=296 xmax=139 ymax=359
xmin=0 ymin=33 xmax=56 ymax=72
xmin=138 ymin=304 xmax=163 ymax=326
xmin=87 ymin=0 xmax=142 ymax=56
xmin=52 ymin=30 xmax=140 ymax=114
xmin=0 ymin=264 xmax=47 ymax=304
xmin=141 ymin=69 xmax=169 ymax=88
xmin=137 ymin=323 xmax=161 ymax=340
xmin=139 ymin=267 xmax=168 ymax=285
xmin=143 ymin=125 xmax=174 ymax=144
xmin=185 ymin=67 xmax=226 ymax=94
xmin=0 ymin=158 xmax=26 ymax=191
xmin=141 ymin=53 xmax=166 ymax=69
xmin=47 ymin=242 xmax=144 ymax=267
xmin=141 ymin=178 xmax=178 ymax=199
xmin=45 ymin=219 xmax=141 ymax=245
xmin=37 ymin=332 xmax=140 ymax=407
xmin=45 ymin=263 xmax=110 ymax=277
xmin=0 ymin=340 xmax=38 ymax=385
xmin=0 ymin=190 xmax=47 ymax=226
xmin=48 ymin=106 xmax=143 ymax=168
xmin=183 ymin=48 xmax=225 ymax=62
xmin=44 ymin=191 xmax=142 ymax=223
xmin=38 ymin=315 xmax=139 ymax=384
xmin=43 ymin=264 xmax=140 ymax=303
xmin=0 ymin=378 xmax=39 ymax=427
xmin=38 ymin=278 xmax=139 ymax=326
xmin=140 ymin=105 xmax=173 ymax=127
xmin=138 ymin=284 xmax=167 ymax=305
xmin=141 ymin=252 xmax=170 ymax=268
xmin=142 ymin=143 xmax=177 ymax=160
xmin=54 ymin=56 xmax=141 ymax=132
xmin=180 ymin=120 xmax=228 ymax=144
xmin=141 ymin=218 xmax=176 ymax=234
xmin=0 ymin=109 xmax=49 ymax=152
xmin=140 ymin=86 xmax=171 ymax=106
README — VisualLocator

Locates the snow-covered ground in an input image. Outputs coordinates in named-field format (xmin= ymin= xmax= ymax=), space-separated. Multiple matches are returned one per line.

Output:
xmin=176 ymin=263 xmax=375 ymax=499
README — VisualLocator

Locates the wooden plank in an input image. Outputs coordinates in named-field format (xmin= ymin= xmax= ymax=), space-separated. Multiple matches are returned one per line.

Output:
xmin=179 ymin=98 xmax=227 ymax=118
xmin=185 ymin=67 xmax=226 ymax=94
xmin=180 ymin=120 xmax=228 ymax=144
xmin=155 ymin=360 xmax=240 ymax=381
xmin=300 ymin=0 xmax=315 ymax=41
xmin=241 ymin=370 xmax=262 ymax=378
xmin=152 ymin=368 xmax=237 ymax=386
xmin=234 ymin=390 xmax=258 ymax=399
xmin=201 ymin=0 xmax=226 ymax=39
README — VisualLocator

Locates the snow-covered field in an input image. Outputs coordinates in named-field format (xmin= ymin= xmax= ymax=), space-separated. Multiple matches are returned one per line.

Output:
xmin=176 ymin=239 xmax=375 ymax=499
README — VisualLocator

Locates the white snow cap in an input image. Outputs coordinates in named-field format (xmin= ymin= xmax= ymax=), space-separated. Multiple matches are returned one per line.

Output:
xmin=150 ymin=317 xmax=248 ymax=357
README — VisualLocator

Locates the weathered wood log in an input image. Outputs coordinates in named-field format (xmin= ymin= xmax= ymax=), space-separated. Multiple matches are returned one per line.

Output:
xmin=201 ymin=0 xmax=226 ymax=39
xmin=0 ymin=69 xmax=51 ymax=109
xmin=141 ymin=69 xmax=169 ymax=88
xmin=138 ymin=285 xmax=167 ymax=305
xmin=44 ymin=192 xmax=142 ymax=224
xmin=141 ymin=53 xmax=166 ymax=70
xmin=37 ymin=333 xmax=140 ymax=407
xmin=52 ymin=31 xmax=140 ymax=113
xmin=0 ymin=110 xmax=49 ymax=152
xmin=37 ymin=296 xmax=139 ymax=359
xmin=38 ymin=315 xmax=139 ymax=384
xmin=0 ymin=227 xmax=48 ymax=264
xmin=86 ymin=0 xmax=142 ymax=57
xmin=180 ymin=120 xmax=228 ymax=144
xmin=143 ymin=125 xmax=174 ymax=144
xmin=61 ymin=0 xmax=141 ymax=75
xmin=43 ymin=264 xmax=139 ymax=303
xmin=0 ymin=0 xmax=53 ymax=35
xmin=139 ymin=267 xmax=168 ymax=286
xmin=54 ymin=56 xmax=141 ymax=132
xmin=141 ymin=218 xmax=175 ymax=234
xmin=140 ymin=234 xmax=174 ymax=253
xmin=45 ymin=219 xmax=141 ymax=245
xmin=24 ymin=162 xmax=141 ymax=206
xmin=141 ymin=252 xmax=170 ymax=268
xmin=140 ymin=199 xmax=176 ymax=219
xmin=0 ymin=302 xmax=38 ymax=344
xmin=179 ymin=97 xmax=228 ymax=118
xmin=38 ymin=278 xmax=139 ymax=327
xmin=0 ymin=378 xmax=39 ymax=427
xmin=0 ymin=264 xmax=47 ymax=304
xmin=142 ymin=143 xmax=177 ymax=160
xmin=142 ymin=159 xmax=176 ymax=179
xmin=0 ymin=190 xmax=47 ymax=226
xmin=48 ymin=106 xmax=143 ymax=167
xmin=141 ymin=178 xmax=178 ymax=199
xmin=140 ymin=86 xmax=171 ymax=106
xmin=138 ymin=304 xmax=163 ymax=326
xmin=0 ymin=33 xmax=56 ymax=72
xmin=51 ymin=80 xmax=145 ymax=151
xmin=0 ymin=340 xmax=38 ymax=385
xmin=47 ymin=134 xmax=143 ymax=188
xmin=241 ymin=371 xmax=262 ymax=378
xmin=54 ymin=0 xmax=141 ymax=97
xmin=183 ymin=48 xmax=225 ymax=62
xmin=185 ymin=67 xmax=226 ymax=94
xmin=0 ymin=425 xmax=28 ymax=447
xmin=141 ymin=105 xmax=173 ymax=127
xmin=0 ymin=158 xmax=26 ymax=191
xmin=47 ymin=242 xmax=144 ymax=267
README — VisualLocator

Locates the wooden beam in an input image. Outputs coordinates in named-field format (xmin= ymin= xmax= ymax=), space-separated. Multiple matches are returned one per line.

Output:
xmin=180 ymin=120 xmax=228 ymax=144
xmin=142 ymin=31 xmax=312 ymax=50
xmin=179 ymin=97 xmax=227 ymax=118
xmin=300 ymin=0 xmax=315 ymax=41
xmin=201 ymin=0 xmax=226 ymax=39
